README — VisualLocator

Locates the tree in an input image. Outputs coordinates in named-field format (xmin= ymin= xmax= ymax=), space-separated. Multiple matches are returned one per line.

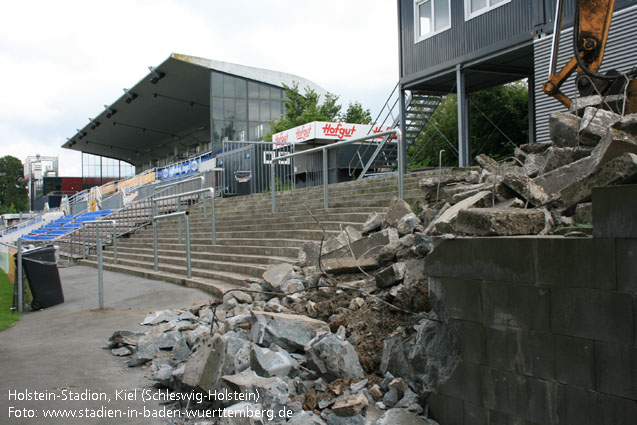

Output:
xmin=408 ymin=81 xmax=529 ymax=168
xmin=341 ymin=102 xmax=372 ymax=124
xmin=0 ymin=156 xmax=28 ymax=213
xmin=265 ymin=83 xmax=372 ymax=141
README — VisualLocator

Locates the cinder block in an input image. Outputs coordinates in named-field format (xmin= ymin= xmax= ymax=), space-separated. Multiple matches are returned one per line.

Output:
xmin=484 ymin=368 xmax=555 ymax=425
xmin=536 ymin=238 xmax=615 ymax=289
xmin=437 ymin=361 xmax=486 ymax=407
xmin=424 ymin=238 xmax=473 ymax=279
xmin=555 ymin=384 xmax=637 ymax=424
xmin=551 ymin=288 xmax=633 ymax=344
xmin=456 ymin=319 xmax=486 ymax=365
xmin=436 ymin=277 xmax=483 ymax=322
xmin=594 ymin=341 xmax=637 ymax=400
xmin=472 ymin=238 xmax=536 ymax=284
xmin=485 ymin=327 xmax=553 ymax=380
xmin=427 ymin=392 xmax=464 ymax=425
xmin=617 ymin=238 xmax=637 ymax=293
xmin=553 ymin=334 xmax=595 ymax=389
xmin=482 ymin=281 xmax=550 ymax=331
xmin=463 ymin=402 xmax=489 ymax=425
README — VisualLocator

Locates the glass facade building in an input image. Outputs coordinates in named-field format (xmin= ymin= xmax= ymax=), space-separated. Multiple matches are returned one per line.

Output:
xmin=82 ymin=152 xmax=135 ymax=182
xmin=210 ymin=71 xmax=285 ymax=153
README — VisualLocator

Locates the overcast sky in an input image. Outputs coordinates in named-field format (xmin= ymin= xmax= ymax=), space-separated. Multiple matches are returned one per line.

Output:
xmin=0 ymin=0 xmax=399 ymax=177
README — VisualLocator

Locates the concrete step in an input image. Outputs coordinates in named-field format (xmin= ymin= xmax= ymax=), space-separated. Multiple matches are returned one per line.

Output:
xmin=135 ymin=220 xmax=360 ymax=234
xmin=77 ymin=259 xmax=236 ymax=297
xmin=109 ymin=241 xmax=299 ymax=258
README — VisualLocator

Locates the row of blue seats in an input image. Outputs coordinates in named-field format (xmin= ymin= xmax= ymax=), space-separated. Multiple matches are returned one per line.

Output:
xmin=21 ymin=210 xmax=112 ymax=241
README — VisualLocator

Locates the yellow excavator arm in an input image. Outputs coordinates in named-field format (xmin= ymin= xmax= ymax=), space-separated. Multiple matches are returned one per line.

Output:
xmin=543 ymin=0 xmax=636 ymax=112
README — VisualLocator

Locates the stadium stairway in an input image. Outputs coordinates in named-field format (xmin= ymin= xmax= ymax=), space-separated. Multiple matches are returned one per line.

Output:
xmin=78 ymin=171 xmax=429 ymax=296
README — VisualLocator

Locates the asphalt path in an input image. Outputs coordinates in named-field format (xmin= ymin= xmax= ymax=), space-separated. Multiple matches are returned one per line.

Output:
xmin=0 ymin=265 xmax=214 ymax=425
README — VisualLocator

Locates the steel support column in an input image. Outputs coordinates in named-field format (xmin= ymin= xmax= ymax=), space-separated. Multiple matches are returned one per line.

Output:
xmin=456 ymin=64 xmax=471 ymax=167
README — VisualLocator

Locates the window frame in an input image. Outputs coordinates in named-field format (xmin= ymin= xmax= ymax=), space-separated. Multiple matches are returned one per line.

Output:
xmin=414 ymin=0 xmax=452 ymax=43
xmin=464 ymin=0 xmax=511 ymax=21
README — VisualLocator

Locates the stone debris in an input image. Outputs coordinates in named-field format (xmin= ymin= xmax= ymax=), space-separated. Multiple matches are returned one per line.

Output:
xmin=105 ymin=104 xmax=635 ymax=425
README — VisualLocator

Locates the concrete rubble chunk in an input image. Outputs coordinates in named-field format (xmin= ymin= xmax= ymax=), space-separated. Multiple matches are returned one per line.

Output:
xmin=518 ymin=142 xmax=553 ymax=154
xmin=250 ymin=343 xmax=298 ymax=378
xmin=111 ymin=347 xmax=132 ymax=356
xmin=141 ymin=309 xmax=178 ymax=325
xmin=396 ymin=233 xmax=433 ymax=259
xmin=262 ymin=263 xmax=294 ymax=293
xmin=223 ymin=290 xmax=253 ymax=304
xmin=171 ymin=336 xmax=191 ymax=363
xmin=589 ymin=126 xmax=637 ymax=168
xmin=397 ymin=213 xmax=423 ymax=235
xmin=381 ymin=317 xmax=459 ymax=393
xmin=222 ymin=369 xmax=289 ymax=409
xmin=503 ymin=173 xmax=551 ymax=206
xmin=325 ymin=412 xmax=367 ymax=425
xmin=534 ymin=156 xmax=594 ymax=197
xmin=322 ymin=257 xmax=379 ymax=275
xmin=305 ymin=333 xmax=365 ymax=382
xmin=323 ymin=226 xmax=363 ymax=254
xmin=369 ymin=384 xmax=384 ymax=401
xmin=181 ymin=333 xmax=250 ymax=391
xmin=523 ymin=153 xmax=548 ymax=177
xmin=475 ymin=154 xmax=499 ymax=173
xmin=425 ymin=190 xmax=491 ymax=234
xmin=419 ymin=167 xmax=481 ymax=200
xmin=376 ymin=408 xmax=437 ymax=425
xmin=541 ymin=146 xmax=593 ymax=174
xmin=323 ymin=228 xmax=399 ymax=262
xmin=332 ymin=393 xmax=369 ymax=417
xmin=384 ymin=197 xmax=415 ymax=229
xmin=549 ymin=111 xmax=581 ymax=147
xmin=108 ymin=330 xmax=144 ymax=347
xmin=456 ymin=207 xmax=547 ymax=236
xmin=375 ymin=262 xmax=406 ymax=289
xmin=250 ymin=311 xmax=330 ymax=353
xmin=127 ymin=333 xmax=158 ymax=367
xmin=219 ymin=402 xmax=265 ymax=425
xmin=560 ymin=153 xmax=637 ymax=211
xmin=155 ymin=330 xmax=182 ymax=350
xmin=569 ymin=95 xmax=603 ymax=113
xmin=298 ymin=241 xmax=321 ymax=267
xmin=579 ymin=106 xmax=622 ymax=146
xmin=362 ymin=213 xmax=383 ymax=235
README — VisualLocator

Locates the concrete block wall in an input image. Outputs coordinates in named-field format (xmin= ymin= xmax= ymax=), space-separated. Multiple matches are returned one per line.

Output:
xmin=422 ymin=186 xmax=637 ymax=425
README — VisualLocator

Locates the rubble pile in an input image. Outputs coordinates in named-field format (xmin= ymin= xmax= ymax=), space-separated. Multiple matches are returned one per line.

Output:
xmin=105 ymin=100 xmax=637 ymax=424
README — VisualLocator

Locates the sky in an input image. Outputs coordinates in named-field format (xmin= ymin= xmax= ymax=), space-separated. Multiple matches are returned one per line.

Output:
xmin=0 ymin=0 xmax=399 ymax=177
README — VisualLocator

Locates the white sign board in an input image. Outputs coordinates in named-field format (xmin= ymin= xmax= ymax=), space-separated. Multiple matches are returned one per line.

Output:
xmin=272 ymin=121 xmax=394 ymax=147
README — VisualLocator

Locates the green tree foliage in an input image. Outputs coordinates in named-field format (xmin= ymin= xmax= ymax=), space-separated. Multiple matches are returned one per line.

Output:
xmin=265 ymin=84 xmax=371 ymax=140
xmin=0 ymin=156 xmax=28 ymax=213
xmin=408 ymin=81 xmax=529 ymax=168
xmin=341 ymin=102 xmax=372 ymax=124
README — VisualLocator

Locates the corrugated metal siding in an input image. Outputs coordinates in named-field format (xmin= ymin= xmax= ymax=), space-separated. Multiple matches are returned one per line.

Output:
xmin=400 ymin=0 xmax=537 ymax=79
xmin=533 ymin=5 xmax=637 ymax=142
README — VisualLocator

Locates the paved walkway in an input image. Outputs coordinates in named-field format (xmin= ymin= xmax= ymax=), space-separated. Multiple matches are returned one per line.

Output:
xmin=0 ymin=266 xmax=213 ymax=425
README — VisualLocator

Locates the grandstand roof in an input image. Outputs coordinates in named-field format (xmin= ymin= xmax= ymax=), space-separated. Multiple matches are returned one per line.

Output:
xmin=61 ymin=53 xmax=326 ymax=167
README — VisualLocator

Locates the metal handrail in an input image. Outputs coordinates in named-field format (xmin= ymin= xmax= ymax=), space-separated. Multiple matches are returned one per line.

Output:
xmin=152 ymin=187 xmax=216 ymax=245
xmin=81 ymin=220 xmax=117 ymax=309
xmin=270 ymin=128 xmax=403 ymax=212
xmin=152 ymin=211 xmax=192 ymax=278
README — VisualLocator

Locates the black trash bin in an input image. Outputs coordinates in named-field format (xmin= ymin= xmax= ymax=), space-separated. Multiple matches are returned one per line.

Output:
xmin=18 ymin=245 xmax=64 ymax=310
xmin=234 ymin=171 xmax=252 ymax=196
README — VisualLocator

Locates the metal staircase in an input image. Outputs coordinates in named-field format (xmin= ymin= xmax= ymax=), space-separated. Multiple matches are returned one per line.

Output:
xmin=348 ymin=85 xmax=442 ymax=180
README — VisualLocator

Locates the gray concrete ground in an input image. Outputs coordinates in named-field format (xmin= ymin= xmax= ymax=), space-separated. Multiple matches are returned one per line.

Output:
xmin=0 ymin=266 xmax=214 ymax=425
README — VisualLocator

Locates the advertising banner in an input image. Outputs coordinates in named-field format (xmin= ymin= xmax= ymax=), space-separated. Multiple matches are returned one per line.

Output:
xmin=271 ymin=121 xmax=394 ymax=147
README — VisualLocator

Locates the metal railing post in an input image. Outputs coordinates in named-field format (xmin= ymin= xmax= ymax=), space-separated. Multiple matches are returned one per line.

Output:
xmin=271 ymin=162 xmax=276 ymax=213
xmin=153 ymin=216 xmax=158 ymax=272
xmin=17 ymin=238 xmax=23 ymax=313
xmin=83 ymin=226 xmax=87 ymax=259
xmin=96 ymin=224 xmax=104 ymax=309
xmin=69 ymin=231 xmax=73 ymax=267
xmin=323 ymin=148 xmax=329 ymax=209
xmin=112 ymin=221 xmax=118 ymax=264
xmin=398 ymin=131 xmax=404 ymax=200
xmin=177 ymin=196 xmax=182 ymax=244
xmin=203 ymin=191 xmax=207 ymax=218
xmin=211 ymin=189 xmax=216 ymax=245
xmin=185 ymin=213 xmax=191 ymax=278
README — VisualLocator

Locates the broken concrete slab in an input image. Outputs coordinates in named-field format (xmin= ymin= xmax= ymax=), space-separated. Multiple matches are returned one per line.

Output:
xmin=534 ymin=156 xmax=595 ymax=196
xmin=541 ymin=146 xmax=593 ymax=174
xmin=397 ymin=213 xmax=423 ymax=235
xmin=523 ymin=153 xmax=548 ymax=178
xmin=589 ymin=126 xmax=637 ymax=168
xmin=322 ymin=226 xmax=363 ymax=254
xmin=250 ymin=311 xmax=330 ymax=353
xmin=425 ymin=191 xmax=491 ymax=234
xmin=323 ymin=228 xmax=399 ymax=261
xmin=298 ymin=241 xmax=321 ymax=267
xmin=569 ymin=95 xmax=603 ymax=113
xmin=560 ymin=153 xmax=637 ymax=211
xmin=376 ymin=408 xmax=437 ymax=425
xmin=305 ymin=333 xmax=365 ymax=382
xmin=287 ymin=411 xmax=327 ymax=425
xmin=384 ymin=198 xmax=415 ymax=229
xmin=612 ymin=113 xmax=637 ymax=133
xmin=475 ymin=154 xmax=499 ymax=173
xmin=518 ymin=142 xmax=553 ymax=155
xmin=420 ymin=168 xmax=482 ymax=200
xmin=456 ymin=207 xmax=547 ymax=236
xmin=223 ymin=290 xmax=253 ymax=304
xmin=250 ymin=344 xmax=298 ymax=378
xmin=222 ymin=369 xmax=289 ymax=409
xmin=503 ymin=173 xmax=551 ymax=206
xmin=322 ymin=257 xmax=379 ymax=275
xmin=549 ymin=111 xmax=581 ymax=147
xmin=362 ymin=213 xmax=383 ymax=235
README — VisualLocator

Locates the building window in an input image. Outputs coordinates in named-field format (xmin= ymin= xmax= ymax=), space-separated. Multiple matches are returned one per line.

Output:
xmin=464 ymin=0 xmax=510 ymax=20
xmin=415 ymin=0 xmax=451 ymax=42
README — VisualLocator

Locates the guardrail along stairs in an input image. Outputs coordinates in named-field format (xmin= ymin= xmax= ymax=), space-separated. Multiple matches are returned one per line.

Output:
xmin=78 ymin=171 xmax=430 ymax=295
